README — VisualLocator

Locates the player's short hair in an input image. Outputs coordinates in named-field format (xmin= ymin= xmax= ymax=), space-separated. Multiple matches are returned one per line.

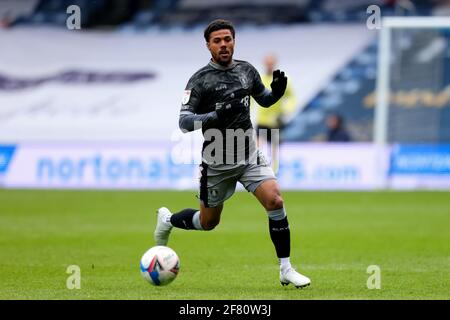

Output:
xmin=204 ymin=19 xmax=235 ymax=42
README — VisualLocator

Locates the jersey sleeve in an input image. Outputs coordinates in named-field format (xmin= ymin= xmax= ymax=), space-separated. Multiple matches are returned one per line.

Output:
xmin=180 ymin=75 xmax=202 ymax=115
xmin=249 ymin=64 xmax=266 ymax=97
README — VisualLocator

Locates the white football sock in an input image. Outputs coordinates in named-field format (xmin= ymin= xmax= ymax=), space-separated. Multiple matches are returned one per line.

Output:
xmin=192 ymin=211 xmax=203 ymax=230
xmin=279 ymin=257 xmax=292 ymax=273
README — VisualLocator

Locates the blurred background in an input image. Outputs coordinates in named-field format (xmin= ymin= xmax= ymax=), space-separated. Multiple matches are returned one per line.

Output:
xmin=0 ymin=0 xmax=449 ymax=190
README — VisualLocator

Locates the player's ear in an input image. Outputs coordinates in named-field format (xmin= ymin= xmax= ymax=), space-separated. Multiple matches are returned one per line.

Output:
xmin=206 ymin=41 xmax=211 ymax=51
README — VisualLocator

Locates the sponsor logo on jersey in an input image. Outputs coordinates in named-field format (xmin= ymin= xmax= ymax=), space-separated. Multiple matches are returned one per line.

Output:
xmin=215 ymin=84 xmax=227 ymax=91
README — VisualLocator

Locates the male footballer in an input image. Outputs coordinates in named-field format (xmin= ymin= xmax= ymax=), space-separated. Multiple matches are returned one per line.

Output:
xmin=154 ymin=19 xmax=310 ymax=288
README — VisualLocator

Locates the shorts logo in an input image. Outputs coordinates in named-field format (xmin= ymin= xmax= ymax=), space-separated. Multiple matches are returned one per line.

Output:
xmin=209 ymin=189 xmax=219 ymax=199
xmin=182 ymin=90 xmax=191 ymax=105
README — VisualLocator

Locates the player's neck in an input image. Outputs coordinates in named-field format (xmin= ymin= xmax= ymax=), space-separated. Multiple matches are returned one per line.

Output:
xmin=209 ymin=58 xmax=235 ymax=70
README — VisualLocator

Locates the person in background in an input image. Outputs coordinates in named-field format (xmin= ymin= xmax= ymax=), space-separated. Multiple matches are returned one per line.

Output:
xmin=255 ymin=54 xmax=298 ymax=137
xmin=326 ymin=113 xmax=352 ymax=142
xmin=254 ymin=54 xmax=298 ymax=172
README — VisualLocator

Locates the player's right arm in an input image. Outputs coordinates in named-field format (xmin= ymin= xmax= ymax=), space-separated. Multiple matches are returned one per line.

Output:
xmin=179 ymin=109 xmax=218 ymax=133
xmin=178 ymin=84 xmax=240 ymax=133
xmin=178 ymin=78 xmax=218 ymax=133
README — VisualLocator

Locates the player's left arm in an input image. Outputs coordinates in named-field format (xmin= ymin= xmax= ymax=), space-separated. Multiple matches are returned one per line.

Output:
xmin=251 ymin=66 xmax=287 ymax=108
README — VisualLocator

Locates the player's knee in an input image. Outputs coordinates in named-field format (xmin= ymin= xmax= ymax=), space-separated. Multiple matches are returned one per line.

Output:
xmin=201 ymin=218 xmax=220 ymax=231
xmin=200 ymin=214 xmax=220 ymax=231
xmin=266 ymin=195 xmax=284 ymax=211
xmin=203 ymin=224 xmax=217 ymax=231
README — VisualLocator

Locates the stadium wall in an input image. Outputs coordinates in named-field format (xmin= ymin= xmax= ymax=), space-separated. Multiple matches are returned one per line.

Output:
xmin=0 ymin=25 xmax=373 ymax=143
xmin=1 ymin=143 xmax=449 ymax=190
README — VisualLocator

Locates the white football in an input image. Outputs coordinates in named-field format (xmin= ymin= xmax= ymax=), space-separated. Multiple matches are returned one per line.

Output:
xmin=140 ymin=246 xmax=180 ymax=286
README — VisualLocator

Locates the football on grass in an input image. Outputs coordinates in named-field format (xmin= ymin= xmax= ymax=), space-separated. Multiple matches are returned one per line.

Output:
xmin=140 ymin=246 xmax=180 ymax=286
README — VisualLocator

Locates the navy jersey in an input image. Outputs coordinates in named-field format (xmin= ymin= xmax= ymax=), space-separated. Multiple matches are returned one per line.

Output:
xmin=180 ymin=59 xmax=265 ymax=130
xmin=180 ymin=59 xmax=267 ymax=167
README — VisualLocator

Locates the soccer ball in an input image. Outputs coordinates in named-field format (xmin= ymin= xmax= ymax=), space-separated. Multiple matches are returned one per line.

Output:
xmin=140 ymin=246 xmax=180 ymax=286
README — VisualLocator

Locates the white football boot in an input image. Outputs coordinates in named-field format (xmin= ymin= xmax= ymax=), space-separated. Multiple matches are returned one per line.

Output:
xmin=280 ymin=268 xmax=311 ymax=288
xmin=154 ymin=207 xmax=173 ymax=246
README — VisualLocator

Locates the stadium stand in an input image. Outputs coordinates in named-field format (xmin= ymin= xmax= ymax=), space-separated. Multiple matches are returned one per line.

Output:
xmin=284 ymin=25 xmax=450 ymax=143
xmin=1 ymin=0 xmax=449 ymax=144
xmin=3 ymin=0 xmax=403 ymax=29
xmin=283 ymin=41 xmax=378 ymax=142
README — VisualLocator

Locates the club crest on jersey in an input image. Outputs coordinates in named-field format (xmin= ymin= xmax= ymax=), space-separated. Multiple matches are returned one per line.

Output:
xmin=182 ymin=90 xmax=191 ymax=105
xmin=240 ymin=76 xmax=249 ymax=89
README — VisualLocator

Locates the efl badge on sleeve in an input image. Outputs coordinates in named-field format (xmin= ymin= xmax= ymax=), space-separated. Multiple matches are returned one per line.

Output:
xmin=182 ymin=90 xmax=191 ymax=105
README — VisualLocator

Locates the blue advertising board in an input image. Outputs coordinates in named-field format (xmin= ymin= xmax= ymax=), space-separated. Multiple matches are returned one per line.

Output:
xmin=389 ymin=145 xmax=450 ymax=175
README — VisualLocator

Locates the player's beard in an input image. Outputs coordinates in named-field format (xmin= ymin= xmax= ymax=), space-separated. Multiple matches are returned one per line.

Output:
xmin=215 ymin=49 xmax=233 ymax=66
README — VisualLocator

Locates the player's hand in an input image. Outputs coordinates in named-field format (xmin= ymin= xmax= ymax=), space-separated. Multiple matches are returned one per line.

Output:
xmin=270 ymin=69 xmax=287 ymax=98
xmin=215 ymin=101 xmax=231 ymax=121
xmin=215 ymin=97 xmax=246 ymax=121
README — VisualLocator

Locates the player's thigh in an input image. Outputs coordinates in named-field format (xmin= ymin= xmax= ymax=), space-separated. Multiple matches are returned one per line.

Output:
xmin=199 ymin=164 xmax=240 ymax=208
xmin=239 ymin=153 xmax=281 ymax=210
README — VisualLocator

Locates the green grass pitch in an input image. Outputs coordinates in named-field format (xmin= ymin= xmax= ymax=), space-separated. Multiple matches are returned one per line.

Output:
xmin=0 ymin=189 xmax=449 ymax=300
